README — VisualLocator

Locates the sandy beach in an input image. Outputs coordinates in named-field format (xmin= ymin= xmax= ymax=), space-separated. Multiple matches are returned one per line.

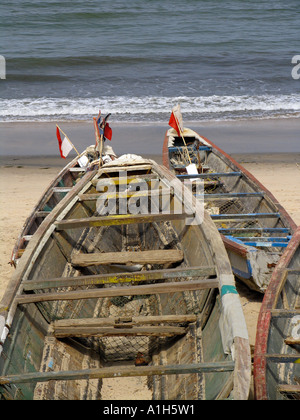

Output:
xmin=0 ymin=119 xmax=299 ymax=399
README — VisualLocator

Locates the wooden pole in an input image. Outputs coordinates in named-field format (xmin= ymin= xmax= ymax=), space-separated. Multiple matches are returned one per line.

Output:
xmin=172 ymin=112 xmax=192 ymax=165
xmin=93 ymin=117 xmax=103 ymax=168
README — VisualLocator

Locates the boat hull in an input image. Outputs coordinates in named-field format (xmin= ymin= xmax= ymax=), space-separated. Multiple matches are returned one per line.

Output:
xmin=0 ymin=157 xmax=250 ymax=400
xmin=163 ymin=128 xmax=296 ymax=292
xmin=254 ymin=227 xmax=300 ymax=400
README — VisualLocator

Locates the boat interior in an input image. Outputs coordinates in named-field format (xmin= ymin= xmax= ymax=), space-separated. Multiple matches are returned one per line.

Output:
xmin=0 ymin=162 xmax=239 ymax=400
xmin=167 ymin=131 xmax=293 ymax=256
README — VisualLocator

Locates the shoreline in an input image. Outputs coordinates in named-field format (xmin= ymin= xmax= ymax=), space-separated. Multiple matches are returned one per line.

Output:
xmin=0 ymin=117 xmax=299 ymax=157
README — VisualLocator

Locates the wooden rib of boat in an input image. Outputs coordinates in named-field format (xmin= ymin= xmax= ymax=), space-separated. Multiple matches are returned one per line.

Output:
xmin=254 ymin=227 xmax=300 ymax=400
xmin=10 ymin=147 xmax=99 ymax=267
xmin=162 ymin=127 xmax=297 ymax=293
xmin=0 ymin=155 xmax=250 ymax=400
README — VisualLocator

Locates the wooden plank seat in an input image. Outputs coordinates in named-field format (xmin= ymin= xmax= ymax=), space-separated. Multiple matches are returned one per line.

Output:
xmin=177 ymin=172 xmax=241 ymax=179
xmin=225 ymin=236 xmax=290 ymax=248
xmin=199 ymin=192 xmax=265 ymax=199
xmin=21 ymin=265 xmax=216 ymax=290
xmin=54 ymin=213 xmax=191 ymax=230
xmin=52 ymin=314 xmax=198 ymax=328
xmin=52 ymin=314 xmax=195 ymax=339
xmin=91 ymin=174 xmax=158 ymax=186
xmin=71 ymin=249 xmax=184 ymax=267
xmin=168 ymin=145 xmax=212 ymax=153
xmin=16 ymin=278 xmax=219 ymax=305
xmin=78 ymin=187 xmax=173 ymax=201
xmin=0 ymin=361 xmax=235 ymax=385
xmin=218 ymin=227 xmax=290 ymax=234
xmin=227 ymin=237 xmax=290 ymax=242
xmin=277 ymin=384 xmax=300 ymax=398
xmin=211 ymin=212 xmax=280 ymax=221
xmin=53 ymin=326 xmax=187 ymax=339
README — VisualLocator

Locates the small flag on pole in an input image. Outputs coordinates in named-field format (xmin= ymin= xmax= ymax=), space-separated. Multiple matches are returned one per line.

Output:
xmin=56 ymin=125 xmax=75 ymax=159
xmin=97 ymin=112 xmax=112 ymax=141
xmin=103 ymin=123 xmax=112 ymax=141
xmin=168 ymin=104 xmax=183 ymax=137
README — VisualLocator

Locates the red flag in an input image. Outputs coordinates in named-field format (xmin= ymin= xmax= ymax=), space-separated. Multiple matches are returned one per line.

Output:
xmin=168 ymin=104 xmax=183 ymax=137
xmin=56 ymin=126 xmax=64 ymax=158
xmin=168 ymin=112 xmax=181 ymax=137
xmin=104 ymin=123 xmax=112 ymax=141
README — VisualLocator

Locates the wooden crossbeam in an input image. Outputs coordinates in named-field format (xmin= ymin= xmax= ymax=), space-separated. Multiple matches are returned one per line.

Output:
xmin=0 ymin=361 xmax=235 ymax=385
xmin=278 ymin=384 xmax=300 ymax=396
xmin=22 ymin=265 xmax=216 ymax=290
xmin=53 ymin=325 xmax=187 ymax=338
xmin=177 ymin=172 xmax=241 ymax=179
xmin=199 ymin=192 xmax=264 ymax=200
xmin=71 ymin=249 xmax=184 ymax=267
xmin=36 ymin=211 xmax=51 ymax=218
xmin=265 ymin=354 xmax=300 ymax=363
xmin=236 ymin=241 xmax=288 ymax=248
xmin=52 ymin=314 xmax=197 ymax=329
xmin=55 ymin=212 xmax=190 ymax=230
xmin=271 ymin=309 xmax=300 ymax=318
xmin=284 ymin=336 xmax=300 ymax=346
xmin=98 ymin=164 xmax=153 ymax=174
xmin=92 ymin=174 xmax=158 ymax=186
xmin=169 ymin=145 xmax=211 ymax=152
xmin=52 ymin=187 xmax=72 ymax=193
xmin=218 ymin=227 xmax=290 ymax=234
xmin=78 ymin=188 xmax=173 ymax=201
xmin=212 ymin=212 xmax=280 ymax=221
xmin=16 ymin=278 xmax=219 ymax=305
xmin=69 ymin=167 xmax=86 ymax=172
xmin=227 ymin=237 xmax=290 ymax=242
xmin=287 ymin=269 xmax=300 ymax=275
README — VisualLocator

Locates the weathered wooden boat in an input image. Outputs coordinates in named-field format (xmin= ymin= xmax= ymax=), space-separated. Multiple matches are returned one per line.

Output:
xmin=254 ymin=227 xmax=300 ymax=400
xmin=0 ymin=155 xmax=250 ymax=400
xmin=10 ymin=147 xmax=98 ymax=267
xmin=163 ymin=127 xmax=297 ymax=292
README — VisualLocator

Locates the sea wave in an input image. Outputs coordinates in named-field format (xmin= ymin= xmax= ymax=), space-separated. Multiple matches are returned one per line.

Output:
xmin=0 ymin=94 xmax=299 ymax=122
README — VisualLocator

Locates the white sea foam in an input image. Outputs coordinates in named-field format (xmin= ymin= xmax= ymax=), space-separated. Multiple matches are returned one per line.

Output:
xmin=0 ymin=94 xmax=299 ymax=122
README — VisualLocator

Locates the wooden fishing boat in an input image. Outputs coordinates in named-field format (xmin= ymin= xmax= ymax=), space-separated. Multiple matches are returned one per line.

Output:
xmin=10 ymin=147 xmax=97 ymax=267
xmin=0 ymin=155 xmax=250 ymax=400
xmin=163 ymin=127 xmax=297 ymax=293
xmin=254 ymin=227 xmax=300 ymax=400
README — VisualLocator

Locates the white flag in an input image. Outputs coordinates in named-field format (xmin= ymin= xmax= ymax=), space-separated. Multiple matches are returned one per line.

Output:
xmin=56 ymin=125 xmax=74 ymax=159
xmin=61 ymin=136 xmax=73 ymax=158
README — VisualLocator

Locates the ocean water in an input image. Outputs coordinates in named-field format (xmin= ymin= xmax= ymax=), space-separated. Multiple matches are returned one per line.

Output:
xmin=0 ymin=0 xmax=299 ymax=122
